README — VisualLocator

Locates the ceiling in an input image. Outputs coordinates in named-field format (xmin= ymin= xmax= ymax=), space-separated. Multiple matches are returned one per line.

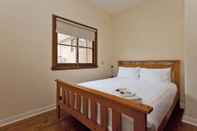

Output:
xmin=90 ymin=0 xmax=144 ymax=14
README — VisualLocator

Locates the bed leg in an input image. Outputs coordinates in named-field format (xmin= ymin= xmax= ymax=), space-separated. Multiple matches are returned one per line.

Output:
xmin=56 ymin=80 xmax=61 ymax=119
xmin=134 ymin=113 xmax=147 ymax=131
xmin=57 ymin=105 xmax=61 ymax=119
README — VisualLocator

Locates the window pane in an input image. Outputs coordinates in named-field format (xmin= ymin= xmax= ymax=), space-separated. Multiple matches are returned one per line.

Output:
xmin=58 ymin=33 xmax=77 ymax=46
xmin=58 ymin=45 xmax=76 ymax=63
xmin=79 ymin=48 xmax=93 ymax=63
xmin=78 ymin=38 xmax=93 ymax=48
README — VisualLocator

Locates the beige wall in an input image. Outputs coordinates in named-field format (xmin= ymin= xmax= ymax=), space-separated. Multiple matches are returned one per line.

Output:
xmin=0 ymin=0 xmax=113 ymax=119
xmin=184 ymin=0 xmax=197 ymax=120
xmin=111 ymin=0 xmax=184 ymax=62
xmin=111 ymin=0 xmax=185 ymax=105
xmin=2 ymin=0 xmax=197 ymax=125
xmin=111 ymin=0 xmax=197 ymax=123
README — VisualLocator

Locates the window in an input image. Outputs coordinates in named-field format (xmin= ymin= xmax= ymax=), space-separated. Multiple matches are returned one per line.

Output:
xmin=52 ymin=15 xmax=98 ymax=70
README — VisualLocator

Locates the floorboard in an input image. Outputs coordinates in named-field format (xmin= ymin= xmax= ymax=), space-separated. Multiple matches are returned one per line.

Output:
xmin=1 ymin=109 xmax=197 ymax=131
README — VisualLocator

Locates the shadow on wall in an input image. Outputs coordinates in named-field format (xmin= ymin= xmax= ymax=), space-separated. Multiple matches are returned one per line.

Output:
xmin=184 ymin=94 xmax=197 ymax=119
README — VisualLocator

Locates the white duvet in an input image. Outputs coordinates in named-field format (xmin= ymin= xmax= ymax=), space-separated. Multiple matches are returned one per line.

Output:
xmin=79 ymin=77 xmax=177 ymax=131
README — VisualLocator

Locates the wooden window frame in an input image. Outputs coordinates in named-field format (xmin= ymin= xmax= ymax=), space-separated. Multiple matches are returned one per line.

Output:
xmin=52 ymin=15 xmax=98 ymax=70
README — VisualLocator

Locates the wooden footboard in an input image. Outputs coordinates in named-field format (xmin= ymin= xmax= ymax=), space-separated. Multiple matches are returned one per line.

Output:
xmin=56 ymin=80 xmax=153 ymax=131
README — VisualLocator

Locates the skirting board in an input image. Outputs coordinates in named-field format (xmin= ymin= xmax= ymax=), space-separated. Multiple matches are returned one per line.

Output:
xmin=182 ymin=115 xmax=197 ymax=127
xmin=0 ymin=104 xmax=56 ymax=127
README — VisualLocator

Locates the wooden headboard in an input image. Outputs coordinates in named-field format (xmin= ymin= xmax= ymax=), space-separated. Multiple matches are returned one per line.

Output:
xmin=118 ymin=60 xmax=181 ymax=94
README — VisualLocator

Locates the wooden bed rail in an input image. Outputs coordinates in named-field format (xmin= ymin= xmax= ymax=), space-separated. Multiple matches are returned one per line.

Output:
xmin=56 ymin=79 xmax=153 ymax=131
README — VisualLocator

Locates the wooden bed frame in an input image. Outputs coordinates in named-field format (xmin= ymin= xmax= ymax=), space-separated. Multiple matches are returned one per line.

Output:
xmin=56 ymin=60 xmax=180 ymax=131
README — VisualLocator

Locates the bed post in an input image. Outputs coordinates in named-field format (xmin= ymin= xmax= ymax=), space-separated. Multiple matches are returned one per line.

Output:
xmin=56 ymin=80 xmax=61 ymax=119
xmin=134 ymin=113 xmax=147 ymax=131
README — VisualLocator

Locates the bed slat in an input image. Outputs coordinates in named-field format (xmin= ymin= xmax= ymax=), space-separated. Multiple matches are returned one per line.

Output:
xmin=112 ymin=110 xmax=121 ymax=131
xmin=90 ymin=99 xmax=97 ymax=122
xmin=62 ymin=89 xmax=66 ymax=104
xmin=83 ymin=96 xmax=88 ymax=117
xmin=64 ymin=90 xmax=68 ymax=107
xmin=70 ymin=92 xmax=75 ymax=109
xmin=100 ymin=104 xmax=108 ymax=129
xmin=76 ymin=94 xmax=81 ymax=112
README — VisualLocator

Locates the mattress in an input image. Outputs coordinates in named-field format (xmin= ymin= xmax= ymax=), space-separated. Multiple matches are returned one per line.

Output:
xmin=79 ymin=77 xmax=177 ymax=131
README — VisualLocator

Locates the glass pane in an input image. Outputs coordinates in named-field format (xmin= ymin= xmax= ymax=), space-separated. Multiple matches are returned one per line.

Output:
xmin=58 ymin=45 xmax=76 ymax=63
xmin=79 ymin=48 xmax=93 ymax=63
xmin=78 ymin=38 xmax=93 ymax=48
xmin=58 ymin=33 xmax=77 ymax=46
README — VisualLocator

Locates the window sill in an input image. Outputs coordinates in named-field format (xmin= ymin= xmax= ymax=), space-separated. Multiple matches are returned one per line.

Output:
xmin=51 ymin=64 xmax=98 ymax=70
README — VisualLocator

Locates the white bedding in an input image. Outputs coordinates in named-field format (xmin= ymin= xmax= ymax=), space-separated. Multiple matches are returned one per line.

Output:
xmin=79 ymin=77 xmax=177 ymax=131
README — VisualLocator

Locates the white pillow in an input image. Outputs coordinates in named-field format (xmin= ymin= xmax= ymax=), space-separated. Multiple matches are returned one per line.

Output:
xmin=117 ymin=67 xmax=140 ymax=79
xmin=140 ymin=68 xmax=171 ymax=82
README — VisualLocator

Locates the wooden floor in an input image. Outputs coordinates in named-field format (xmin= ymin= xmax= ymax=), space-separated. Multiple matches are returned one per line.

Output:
xmin=1 ymin=109 xmax=197 ymax=131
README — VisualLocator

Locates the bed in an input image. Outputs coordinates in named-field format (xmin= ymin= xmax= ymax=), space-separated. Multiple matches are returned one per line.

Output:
xmin=56 ymin=60 xmax=180 ymax=131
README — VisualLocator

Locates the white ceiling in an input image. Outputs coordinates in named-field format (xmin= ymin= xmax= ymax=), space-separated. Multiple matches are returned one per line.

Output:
xmin=90 ymin=0 xmax=144 ymax=14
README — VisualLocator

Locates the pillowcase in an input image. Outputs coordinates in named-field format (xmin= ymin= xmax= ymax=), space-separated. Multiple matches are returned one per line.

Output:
xmin=140 ymin=68 xmax=171 ymax=82
xmin=117 ymin=67 xmax=140 ymax=79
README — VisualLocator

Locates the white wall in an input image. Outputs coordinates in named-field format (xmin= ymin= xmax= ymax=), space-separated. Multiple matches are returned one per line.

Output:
xmin=184 ymin=0 xmax=197 ymax=122
xmin=0 ymin=0 xmax=113 ymax=119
